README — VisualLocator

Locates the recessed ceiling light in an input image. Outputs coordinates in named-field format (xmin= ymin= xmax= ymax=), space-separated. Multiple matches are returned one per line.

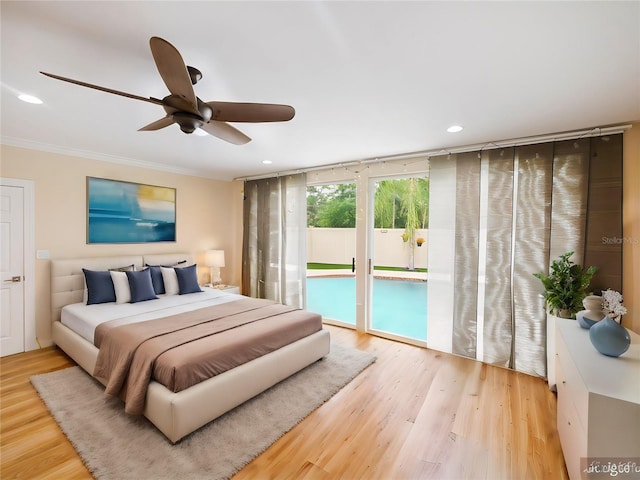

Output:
xmin=18 ymin=94 xmax=43 ymax=104
xmin=262 ymin=160 xmax=273 ymax=165
xmin=447 ymin=125 xmax=463 ymax=133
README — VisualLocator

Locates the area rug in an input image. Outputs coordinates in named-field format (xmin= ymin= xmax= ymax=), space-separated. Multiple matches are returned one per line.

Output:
xmin=31 ymin=343 xmax=375 ymax=480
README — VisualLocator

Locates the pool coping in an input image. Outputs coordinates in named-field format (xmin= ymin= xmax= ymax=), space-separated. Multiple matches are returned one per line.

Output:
xmin=307 ymin=269 xmax=427 ymax=281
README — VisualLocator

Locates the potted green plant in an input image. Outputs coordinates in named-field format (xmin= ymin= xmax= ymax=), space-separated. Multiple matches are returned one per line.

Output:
xmin=533 ymin=251 xmax=598 ymax=318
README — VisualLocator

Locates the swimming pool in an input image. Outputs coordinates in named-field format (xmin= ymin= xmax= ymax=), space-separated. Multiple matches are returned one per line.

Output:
xmin=306 ymin=276 xmax=427 ymax=340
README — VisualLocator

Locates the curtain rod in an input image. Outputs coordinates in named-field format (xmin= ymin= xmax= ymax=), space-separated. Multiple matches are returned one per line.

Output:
xmin=235 ymin=124 xmax=632 ymax=182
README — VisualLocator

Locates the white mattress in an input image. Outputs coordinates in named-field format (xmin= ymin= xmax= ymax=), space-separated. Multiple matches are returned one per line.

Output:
xmin=61 ymin=288 xmax=242 ymax=344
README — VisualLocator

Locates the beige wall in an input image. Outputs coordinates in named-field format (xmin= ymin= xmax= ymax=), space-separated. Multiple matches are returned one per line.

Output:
xmin=623 ymin=123 xmax=640 ymax=334
xmin=1 ymin=144 xmax=243 ymax=345
xmin=1 ymin=122 xmax=637 ymax=345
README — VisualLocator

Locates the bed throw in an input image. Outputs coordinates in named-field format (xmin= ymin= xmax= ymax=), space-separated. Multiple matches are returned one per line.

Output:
xmin=93 ymin=297 xmax=316 ymax=414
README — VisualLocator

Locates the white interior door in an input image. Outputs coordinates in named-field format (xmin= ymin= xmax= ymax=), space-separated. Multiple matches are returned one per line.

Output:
xmin=1 ymin=185 xmax=25 ymax=356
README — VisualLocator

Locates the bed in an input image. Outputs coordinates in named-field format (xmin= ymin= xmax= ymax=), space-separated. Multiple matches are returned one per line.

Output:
xmin=50 ymin=253 xmax=330 ymax=443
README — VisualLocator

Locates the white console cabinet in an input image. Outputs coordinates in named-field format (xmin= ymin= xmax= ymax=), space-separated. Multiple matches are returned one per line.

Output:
xmin=555 ymin=318 xmax=640 ymax=480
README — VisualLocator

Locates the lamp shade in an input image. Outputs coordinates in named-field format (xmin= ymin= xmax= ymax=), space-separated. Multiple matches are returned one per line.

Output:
xmin=204 ymin=250 xmax=225 ymax=267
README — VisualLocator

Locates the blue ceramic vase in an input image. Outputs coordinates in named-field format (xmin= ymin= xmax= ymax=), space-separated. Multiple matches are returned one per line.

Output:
xmin=576 ymin=311 xmax=598 ymax=329
xmin=589 ymin=316 xmax=631 ymax=357
xmin=577 ymin=295 xmax=605 ymax=329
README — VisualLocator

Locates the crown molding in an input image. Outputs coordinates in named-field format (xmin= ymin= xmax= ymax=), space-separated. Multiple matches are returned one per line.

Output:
xmin=0 ymin=136 xmax=223 ymax=180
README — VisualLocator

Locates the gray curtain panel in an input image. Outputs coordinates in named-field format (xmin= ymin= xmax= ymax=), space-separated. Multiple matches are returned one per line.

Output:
xmin=427 ymin=136 xmax=620 ymax=377
xmin=511 ymin=143 xmax=553 ymax=376
xmin=452 ymin=152 xmax=481 ymax=359
xmin=242 ymin=173 xmax=307 ymax=308
xmin=481 ymin=147 xmax=515 ymax=368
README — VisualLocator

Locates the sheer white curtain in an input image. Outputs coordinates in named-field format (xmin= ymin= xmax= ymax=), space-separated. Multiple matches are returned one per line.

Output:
xmin=242 ymin=174 xmax=307 ymax=308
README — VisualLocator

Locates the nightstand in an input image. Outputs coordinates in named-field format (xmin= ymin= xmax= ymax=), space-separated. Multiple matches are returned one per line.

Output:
xmin=210 ymin=284 xmax=240 ymax=294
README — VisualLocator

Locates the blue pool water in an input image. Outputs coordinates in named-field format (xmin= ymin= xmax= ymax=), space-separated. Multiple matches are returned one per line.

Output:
xmin=306 ymin=276 xmax=427 ymax=340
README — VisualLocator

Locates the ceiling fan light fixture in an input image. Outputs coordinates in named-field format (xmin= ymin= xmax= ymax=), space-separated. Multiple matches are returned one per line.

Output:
xmin=187 ymin=66 xmax=203 ymax=85
xmin=447 ymin=125 xmax=463 ymax=133
xmin=172 ymin=112 xmax=204 ymax=134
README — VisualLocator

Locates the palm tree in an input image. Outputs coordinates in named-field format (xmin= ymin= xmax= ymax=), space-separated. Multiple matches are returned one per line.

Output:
xmin=416 ymin=178 xmax=430 ymax=228
xmin=374 ymin=179 xmax=406 ymax=228
xmin=375 ymin=177 xmax=430 ymax=270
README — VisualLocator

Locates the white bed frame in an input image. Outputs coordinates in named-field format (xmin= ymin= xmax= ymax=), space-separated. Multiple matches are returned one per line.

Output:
xmin=50 ymin=253 xmax=330 ymax=443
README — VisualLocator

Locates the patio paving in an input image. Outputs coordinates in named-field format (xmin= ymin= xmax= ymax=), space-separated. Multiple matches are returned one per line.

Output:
xmin=307 ymin=268 xmax=427 ymax=281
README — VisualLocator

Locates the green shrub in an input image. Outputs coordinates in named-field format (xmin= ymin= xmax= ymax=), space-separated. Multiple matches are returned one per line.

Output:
xmin=533 ymin=251 xmax=598 ymax=318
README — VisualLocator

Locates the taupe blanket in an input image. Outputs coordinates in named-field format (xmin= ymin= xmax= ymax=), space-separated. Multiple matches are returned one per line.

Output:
xmin=93 ymin=297 xmax=306 ymax=414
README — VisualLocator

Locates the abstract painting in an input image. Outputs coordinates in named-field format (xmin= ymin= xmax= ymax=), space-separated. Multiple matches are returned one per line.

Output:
xmin=87 ymin=177 xmax=176 ymax=243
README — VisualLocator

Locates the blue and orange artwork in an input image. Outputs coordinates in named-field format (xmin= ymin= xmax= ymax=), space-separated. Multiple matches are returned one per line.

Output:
xmin=87 ymin=177 xmax=176 ymax=243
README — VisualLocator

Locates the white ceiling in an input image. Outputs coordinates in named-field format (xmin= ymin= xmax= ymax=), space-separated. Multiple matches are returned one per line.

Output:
xmin=2 ymin=1 xmax=639 ymax=181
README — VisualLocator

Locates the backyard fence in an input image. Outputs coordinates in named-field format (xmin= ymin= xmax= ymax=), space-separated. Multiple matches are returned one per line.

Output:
xmin=307 ymin=228 xmax=428 ymax=269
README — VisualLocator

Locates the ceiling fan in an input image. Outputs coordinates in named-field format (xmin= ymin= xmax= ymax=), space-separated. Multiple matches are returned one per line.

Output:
xmin=40 ymin=36 xmax=295 ymax=145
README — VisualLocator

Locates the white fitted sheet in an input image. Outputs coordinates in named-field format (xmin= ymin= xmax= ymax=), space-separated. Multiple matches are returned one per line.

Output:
xmin=61 ymin=288 xmax=242 ymax=344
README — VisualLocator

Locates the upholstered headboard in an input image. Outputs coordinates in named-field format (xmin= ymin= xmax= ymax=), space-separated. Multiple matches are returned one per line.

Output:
xmin=143 ymin=253 xmax=193 ymax=268
xmin=50 ymin=253 xmax=194 ymax=322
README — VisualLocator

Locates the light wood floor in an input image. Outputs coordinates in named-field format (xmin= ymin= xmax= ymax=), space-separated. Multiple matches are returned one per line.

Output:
xmin=1 ymin=325 xmax=568 ymax=479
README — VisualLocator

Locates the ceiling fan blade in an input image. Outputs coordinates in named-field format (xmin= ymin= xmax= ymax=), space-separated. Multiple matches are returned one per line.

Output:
xmin=207 ymin=101 xmax=295 ymax=123
xmin=40 ymin=72 xmax=163 ymax=106
xmin=149 ymin=37 xmax=199 ymax=113
xmin=200 ymin=121 xmax=251 ymax=145
xmin=138 ymin=116 xmax=175 ymax=131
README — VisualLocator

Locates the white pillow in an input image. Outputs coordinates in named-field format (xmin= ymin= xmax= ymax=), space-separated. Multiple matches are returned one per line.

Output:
xmin=161 ymin=267 xmax=179 ymax=295
xmin=110 ymin=271 xmax=131 ymax=304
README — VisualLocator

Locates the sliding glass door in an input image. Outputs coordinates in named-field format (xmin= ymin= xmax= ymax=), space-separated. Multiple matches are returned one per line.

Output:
xmin=368 ymin=176 xmax=429 ymax=341
xmin=305 ymin=159 xmax=430 ymax=346
xmin=306 ymin=183 xmax=356 ymax=326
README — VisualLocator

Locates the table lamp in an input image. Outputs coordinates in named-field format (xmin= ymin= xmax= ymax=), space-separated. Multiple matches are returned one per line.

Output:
xmin=204 ymin=250 xmax=225 ymax=286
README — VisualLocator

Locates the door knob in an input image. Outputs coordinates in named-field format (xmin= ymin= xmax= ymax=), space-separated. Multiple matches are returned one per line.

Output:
xmin=3 ymin=276 xmax=21 ymax=283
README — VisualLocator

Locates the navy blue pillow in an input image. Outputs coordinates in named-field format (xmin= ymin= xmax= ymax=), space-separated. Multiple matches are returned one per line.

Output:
xmin=175 ymin=264 xmax=203 ymax=295
xmin=126 ymin=268 xmax=158 ymax=303
xmin=83 ymin=269 xmax=116 ymax=305
xmin=145 ymin=265 xmax=165 ymax=294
